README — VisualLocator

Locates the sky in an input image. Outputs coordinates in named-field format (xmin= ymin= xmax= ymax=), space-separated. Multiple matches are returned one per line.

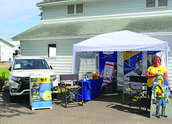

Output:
xmin=0 ymin=0 xmax=42 ymax=42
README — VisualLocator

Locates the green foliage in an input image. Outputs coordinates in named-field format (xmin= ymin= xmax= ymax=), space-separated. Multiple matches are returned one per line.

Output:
xmin=0 ymin=68 xmax=9 ymax=90
xmin=0 ymin=63 xmax=5 ymax=65
xmin=0 ymin=72 xmax=6 ymax=89
xmin=0 ymin=68 xmax=9 ymax=79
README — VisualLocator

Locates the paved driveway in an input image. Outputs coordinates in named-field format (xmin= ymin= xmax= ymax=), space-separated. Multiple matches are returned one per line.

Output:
xmin=0 ymin=62 xmax=11 ymax=68
xmin=0 ymin=92 xmax=172 ymax=124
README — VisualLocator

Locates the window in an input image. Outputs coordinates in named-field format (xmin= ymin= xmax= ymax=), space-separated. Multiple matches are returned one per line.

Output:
xmin=146 ymin=0 xmax=155 ymax=8
xmin=68 ymin=5 xmax=74 ymax=14
xmin=76 ymin=4 xmax=83 ymax=14
xmin=158 ymin=0 xmax=168 ymax=7
xmin=67 ymin=4 xmax=83 ymax=15
xmin=48 ymin=44 xmax=56 ymax=57
xmin=146 ymin=0 xmax=168 ymax=8
xmin=13 ymin=59 xmax=50 ymax=70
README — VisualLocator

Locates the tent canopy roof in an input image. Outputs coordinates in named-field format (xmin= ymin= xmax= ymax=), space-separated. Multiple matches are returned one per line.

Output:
xmin=73 ymin=30 xmax=168 ymax=52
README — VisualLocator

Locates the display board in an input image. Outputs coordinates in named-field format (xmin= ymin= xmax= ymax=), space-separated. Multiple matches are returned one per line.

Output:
xmin=123 ymin=52 xmax=143 ymax=92
xmin=103 ymin=61 xmax=114 ymax=83
xmin=99 ymin=51 xmax=117 ymax=94
xmin=30 ymin=75 xmax=52 ymax=110
xmin=150 ymin=75 xmax=172 ymax=118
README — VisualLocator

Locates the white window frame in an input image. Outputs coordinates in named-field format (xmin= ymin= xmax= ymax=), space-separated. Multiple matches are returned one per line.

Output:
xmin=67 ymin=3 xmax=83 ymax=15
xmin=146 ymin=0 xmax=168 ymax=8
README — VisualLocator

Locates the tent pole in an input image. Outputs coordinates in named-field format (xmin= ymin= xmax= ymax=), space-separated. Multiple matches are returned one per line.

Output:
xmin=117 ymin=51 xmax=124 ymax=107
xmin=142 ymin=51 xmax=147 ymax=76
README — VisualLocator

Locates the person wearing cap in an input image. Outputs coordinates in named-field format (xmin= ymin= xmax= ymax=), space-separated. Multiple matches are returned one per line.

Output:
xmin=154 ymin=75 xmax=168 ymax=118
xmin=146 ymin=56 xmax=171 ymax=98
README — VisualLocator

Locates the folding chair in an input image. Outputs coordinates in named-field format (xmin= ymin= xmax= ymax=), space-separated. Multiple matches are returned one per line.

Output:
xmin=59 ymin=74 xmax=83 ymax=107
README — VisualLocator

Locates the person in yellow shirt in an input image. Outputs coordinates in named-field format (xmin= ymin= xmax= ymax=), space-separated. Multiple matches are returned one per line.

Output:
xmin=146 ymin=56 xmax=171 ymax=107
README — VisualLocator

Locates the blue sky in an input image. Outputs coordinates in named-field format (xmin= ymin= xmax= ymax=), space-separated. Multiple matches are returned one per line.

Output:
xmin=0 ymin=0 xmax=42 ymax=42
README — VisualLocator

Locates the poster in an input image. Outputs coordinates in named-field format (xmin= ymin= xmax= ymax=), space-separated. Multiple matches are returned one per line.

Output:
xmin=30 ymin=76 xmax=52 ymax=110
xmin=99 ymin=51 xmax=141 ymax=94
xmin=124 ymin=51 xmax=142 ymax=75
xmin=99 ymin=51 xmax=117 ymax=94
xmin=123 ymin=52 xmax=143 ymax=93
xmin=103 ymin=62 xmax=114 ymax=83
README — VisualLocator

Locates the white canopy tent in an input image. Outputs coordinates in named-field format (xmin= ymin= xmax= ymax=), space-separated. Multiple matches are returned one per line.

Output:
xmin=72 ymin=30 xmax=168 ymax=75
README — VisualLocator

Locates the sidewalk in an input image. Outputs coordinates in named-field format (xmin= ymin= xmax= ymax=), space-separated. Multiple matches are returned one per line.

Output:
xmin=0 ymin=92 xmax=172 ymax=124
xmin=0 ymin=62 xmax=11 ymax=68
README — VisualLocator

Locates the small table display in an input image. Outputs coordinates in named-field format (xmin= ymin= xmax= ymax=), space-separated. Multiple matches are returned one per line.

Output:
xmin=78 ymin=78 xmax=103 ymax=100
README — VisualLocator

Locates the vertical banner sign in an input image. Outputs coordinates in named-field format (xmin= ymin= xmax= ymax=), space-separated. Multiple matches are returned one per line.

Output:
xmin=30 ymin=76 xmax=52 ymax=110
xmin=123 ymin=51 xmax=143 ymax=93
xmin=99 ymin=51 xmax=117 ymax=94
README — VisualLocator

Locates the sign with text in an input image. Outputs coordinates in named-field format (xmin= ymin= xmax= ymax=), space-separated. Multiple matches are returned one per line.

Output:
xmin=30 ymin=76 xmax=52 ymax=110
xmin=99 ymin=52 xmax=117 ymax=94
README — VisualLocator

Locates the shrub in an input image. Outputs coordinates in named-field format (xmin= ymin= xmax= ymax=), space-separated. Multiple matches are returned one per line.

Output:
xmin=0 ymin=72 xmax=5 ymax=90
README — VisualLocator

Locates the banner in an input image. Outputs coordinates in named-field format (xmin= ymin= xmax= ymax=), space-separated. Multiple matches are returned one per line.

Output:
xmin=99 ymin=51 xmax=117 ymax=94
xmin=30 ymin=76 xmax=52 ymax=110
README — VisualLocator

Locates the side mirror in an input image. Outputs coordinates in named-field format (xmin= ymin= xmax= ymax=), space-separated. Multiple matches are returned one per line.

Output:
xmin=8 ymin=66 xmax=12 ymax=71
xmin=50 ymin=65 xmax=53 ymax=69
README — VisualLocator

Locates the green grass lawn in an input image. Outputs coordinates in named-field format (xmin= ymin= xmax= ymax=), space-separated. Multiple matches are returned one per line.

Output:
xmin=0 ymin=67 xmax=9 ymax=79
xmin=0 ymin=63 xmax=5 ymax=65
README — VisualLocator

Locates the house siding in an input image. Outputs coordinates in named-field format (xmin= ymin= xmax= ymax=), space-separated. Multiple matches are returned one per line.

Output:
xmin=43 ymin=5 xmax=66 ymax=20
xmin=20 ymin=40 xmax=48 ymax=56
xmin=47 ymin=38 xmax=88 ymax=79
xmin=0 ymin=43 xmax=13 ymax=62
xmin=42 ymin=0 xmax=172 ymax=21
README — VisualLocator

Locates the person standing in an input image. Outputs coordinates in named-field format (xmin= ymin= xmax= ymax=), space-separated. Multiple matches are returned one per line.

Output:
xmin=146 ymin=56 xmax=171 ymax=100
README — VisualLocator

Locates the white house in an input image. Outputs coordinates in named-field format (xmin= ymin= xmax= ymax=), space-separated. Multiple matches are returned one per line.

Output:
xmin=0 ymin=37 xmax=15 ymax=62
xmin=12 ymin=0 xmax=172 ymax=83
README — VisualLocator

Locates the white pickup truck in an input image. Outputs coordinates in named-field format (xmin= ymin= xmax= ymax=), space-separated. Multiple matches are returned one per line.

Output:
xmin=8 ymin=56 xmax=58 ymax=100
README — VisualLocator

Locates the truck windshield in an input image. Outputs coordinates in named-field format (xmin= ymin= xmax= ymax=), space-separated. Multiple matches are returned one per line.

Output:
xmin=13 ymin=59 xmax=50 ymax=70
